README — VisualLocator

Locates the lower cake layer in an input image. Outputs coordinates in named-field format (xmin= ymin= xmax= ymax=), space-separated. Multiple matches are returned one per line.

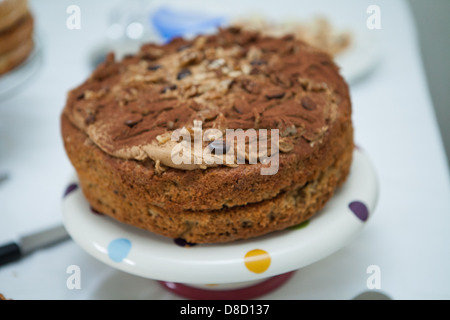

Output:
xmin=62 ymin=115 xmax=353 ymax=243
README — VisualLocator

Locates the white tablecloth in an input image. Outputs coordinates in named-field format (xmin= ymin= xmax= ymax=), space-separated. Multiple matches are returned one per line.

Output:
xmin=1 ymin=0 xmax=449 ymax=300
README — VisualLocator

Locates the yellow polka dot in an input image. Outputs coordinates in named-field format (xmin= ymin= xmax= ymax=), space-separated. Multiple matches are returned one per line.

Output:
xmin=244 ymin=249 xmax=271 ymax=274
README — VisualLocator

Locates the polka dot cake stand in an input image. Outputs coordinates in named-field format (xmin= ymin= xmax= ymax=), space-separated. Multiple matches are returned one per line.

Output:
xmin=62 ymin=148 xmax=378 ymax=299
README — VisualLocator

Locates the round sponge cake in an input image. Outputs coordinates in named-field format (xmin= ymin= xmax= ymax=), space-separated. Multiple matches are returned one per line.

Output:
xmin=61 ymin=27 xmax=353 ymax=243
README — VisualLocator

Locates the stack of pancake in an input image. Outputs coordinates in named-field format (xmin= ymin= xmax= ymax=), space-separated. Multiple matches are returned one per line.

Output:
xmin=0 ymin=0 xmax=34 ymax=76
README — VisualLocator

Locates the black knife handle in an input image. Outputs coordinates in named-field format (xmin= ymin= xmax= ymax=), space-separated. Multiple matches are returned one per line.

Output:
xmin=0 ymin=242 xmax=21 ymax=266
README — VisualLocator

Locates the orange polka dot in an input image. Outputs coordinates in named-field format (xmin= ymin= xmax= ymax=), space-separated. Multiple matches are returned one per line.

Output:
xmin=244 ymin=249 xmax=271 ymax=273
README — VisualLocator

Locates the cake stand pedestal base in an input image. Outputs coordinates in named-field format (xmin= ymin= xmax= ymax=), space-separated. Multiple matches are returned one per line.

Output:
xmin=158 ymin=271 xmax=296 ymax=300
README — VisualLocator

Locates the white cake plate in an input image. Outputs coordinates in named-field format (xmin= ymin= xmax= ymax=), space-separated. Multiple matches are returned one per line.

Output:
xmin=62 ymin=148 xmax=378 ymax=299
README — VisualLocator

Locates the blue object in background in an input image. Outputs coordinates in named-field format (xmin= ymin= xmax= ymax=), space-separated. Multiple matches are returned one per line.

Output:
xmin=150 ymin=7 xmax=227 ymax=43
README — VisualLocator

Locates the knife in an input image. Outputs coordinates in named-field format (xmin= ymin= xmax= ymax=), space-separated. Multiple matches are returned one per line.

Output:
xmin=0 ymin=224 xmax=70 ymax=266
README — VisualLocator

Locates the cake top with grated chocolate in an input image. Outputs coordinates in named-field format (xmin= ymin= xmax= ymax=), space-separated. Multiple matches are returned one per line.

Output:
xmin=63 ymin=27 xmax=350 ymax=171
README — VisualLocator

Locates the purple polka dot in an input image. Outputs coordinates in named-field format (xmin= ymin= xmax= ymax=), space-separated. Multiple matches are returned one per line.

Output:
xmin=349 ymin=201 xmax=369 ymax=222
xmin=90 ymin=206 xmax=104 ymax=215
xmin=174 ymin=238 xmax=197 ymax=247
xmin=63 ymin=183 xmax=78 ymax=198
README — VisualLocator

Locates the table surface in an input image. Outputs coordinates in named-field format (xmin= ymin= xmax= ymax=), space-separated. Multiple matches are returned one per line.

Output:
xmin=1 ymin=0 xmax=449 ymax=300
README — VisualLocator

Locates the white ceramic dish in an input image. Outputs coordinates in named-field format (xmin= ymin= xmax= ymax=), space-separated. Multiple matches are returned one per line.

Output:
xmin=62 ymin=148 xmax=378 ymax=289
xmin=335 ymin=29 xmax=383 ymax=85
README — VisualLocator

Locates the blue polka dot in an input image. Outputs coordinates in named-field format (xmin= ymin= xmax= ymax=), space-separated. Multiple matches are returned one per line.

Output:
xmin=107 ymin=238 xmax=132 ymax=262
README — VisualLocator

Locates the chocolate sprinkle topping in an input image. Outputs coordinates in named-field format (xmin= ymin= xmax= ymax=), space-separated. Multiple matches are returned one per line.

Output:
xmin=161 ymin=84 xmax=177 ymax=93
xmin=265 ymin=91 xmax=285 ymax=100
xmin=177 ymin=68 xmax=192 ymax=80
xmin=301 ymin=97 xmax=316 ymax=110
xmin=250 ymin=59 xmax=267 ymax=66
xmin=85 ymin=114 xmax=96 ymax=125
xmin=124 ymin=118 xmax=142 ymax=128
xmin=147 ymin=64 xmax=162 ymax=71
